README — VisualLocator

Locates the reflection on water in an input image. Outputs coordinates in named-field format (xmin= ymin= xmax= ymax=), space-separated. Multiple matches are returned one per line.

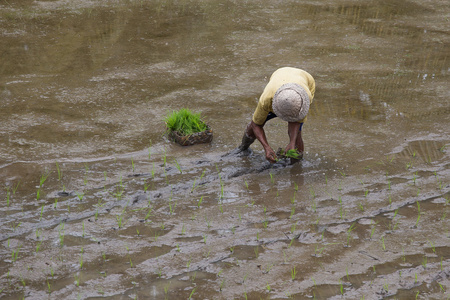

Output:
xmin=0 ymin=0 xmax=448 ymax=166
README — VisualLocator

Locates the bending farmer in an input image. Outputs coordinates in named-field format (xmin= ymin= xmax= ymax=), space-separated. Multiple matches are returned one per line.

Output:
xmin=238 ymin=67 xmax=315 ymax=163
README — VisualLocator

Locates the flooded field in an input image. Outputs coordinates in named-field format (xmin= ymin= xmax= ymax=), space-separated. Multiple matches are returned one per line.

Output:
xmin=0 ymin=0 xmax=449 ymax=299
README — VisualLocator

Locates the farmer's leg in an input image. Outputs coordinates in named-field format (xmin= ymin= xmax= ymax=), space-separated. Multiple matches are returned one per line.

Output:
xmin=296 ymin=123 xmax=304 ymax=153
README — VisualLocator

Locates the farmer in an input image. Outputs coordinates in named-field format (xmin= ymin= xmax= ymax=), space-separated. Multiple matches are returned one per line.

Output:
xmin=237 ymin=67 xmax=315 ymax=163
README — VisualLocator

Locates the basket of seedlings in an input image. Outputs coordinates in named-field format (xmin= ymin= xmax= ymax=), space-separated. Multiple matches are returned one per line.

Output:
xmin=276 ymin=148 xmax=302 ymax=164
xmin=165 ymin=108 xmax=213 ymax=146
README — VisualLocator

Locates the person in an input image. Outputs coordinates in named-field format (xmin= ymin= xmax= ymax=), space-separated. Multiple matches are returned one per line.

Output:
xmin=237 ymin=67 xmax=315 ymax=163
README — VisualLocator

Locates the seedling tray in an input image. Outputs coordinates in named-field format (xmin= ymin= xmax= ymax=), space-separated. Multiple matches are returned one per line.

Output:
xmin=168 ymin=125 xmax=213 ymax=146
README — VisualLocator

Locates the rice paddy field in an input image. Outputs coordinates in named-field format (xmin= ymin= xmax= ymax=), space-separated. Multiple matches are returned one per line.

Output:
xmin=0 ymin=0 xmax=449 ymax=299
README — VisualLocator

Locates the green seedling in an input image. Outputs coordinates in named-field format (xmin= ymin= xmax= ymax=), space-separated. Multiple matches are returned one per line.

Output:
xmin=358 ymin=202 xmax=364 ymax=211
xmin=79 ymin=253 xmax=84 ymax=269
xmin=39 ymin=171 xmax=50 ymax=187
xmin=116 ymin=214 xmax=124 ymax=228
xmin=421 ymin=255 xmax=427 ymax=268
xmin=174 ymin=159 xmax=182 ymax=174
xmin=186 ymin=258 xmax=191 ymax=268
xmin=415 ymin=201 xmax=421 ymax=227
xmin=346 ymin=223 xmax=356 ymax=246
xmin=254 ymin=246 xmax=259 ymax=258
xmin=40 ymin=205 xmax=44 ymax=220
xmin=290 ymin=266 xmax=298 ymax=281
xmin=290 ymin=206 xmax=295 ymax=218
xmin=59 ymin=223 xmax=65 ymax=247
xmin=165 ymin=108 xmax=208 ymax=136
xmin=196 ymin=196 xmax=203 ymax=208
xmin=131 ymin=157 xmax=135 ymax=173
xmin=11 ymin=245 xmax=22 ymax=262
xmin=339 ymin=279 xmax=344 ymax=295
xmin=55 ymin=162 xmax=62 ymax=181
xmin=189 ymin=287 xmax=196 ymax=299
xmin=76 ymin=192 xmax=84 ymax=201
xmin=381 ymin=236 xmax=386 ymax=251
xmin=428 ymin=240 xmax=436 ymax=253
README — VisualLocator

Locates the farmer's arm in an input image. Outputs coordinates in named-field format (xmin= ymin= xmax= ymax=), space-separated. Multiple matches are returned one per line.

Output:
xmin=247 ymin=121 xmax=277 ymax=163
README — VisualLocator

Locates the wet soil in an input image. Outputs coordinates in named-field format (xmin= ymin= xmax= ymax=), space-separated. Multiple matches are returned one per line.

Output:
xmin=1 ymin=0 xmax=449 ymax=299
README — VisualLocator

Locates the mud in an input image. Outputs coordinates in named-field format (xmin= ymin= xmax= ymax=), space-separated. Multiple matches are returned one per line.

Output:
xmin=1 ymin=0 xmax=449 ymax=299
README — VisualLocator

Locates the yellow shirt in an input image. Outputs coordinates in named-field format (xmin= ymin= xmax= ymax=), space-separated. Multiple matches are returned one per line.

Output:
xmin=252 ymin=67 xmax=315 ymax=125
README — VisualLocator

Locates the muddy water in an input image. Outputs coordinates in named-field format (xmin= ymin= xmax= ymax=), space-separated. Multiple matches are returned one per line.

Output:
xmin=1 ymin=0 xmax=449 ymax=299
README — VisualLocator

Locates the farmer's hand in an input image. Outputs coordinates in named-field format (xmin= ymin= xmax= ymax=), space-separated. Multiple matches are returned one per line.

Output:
xmin=264 ymin=147 xmax=277 ymax=163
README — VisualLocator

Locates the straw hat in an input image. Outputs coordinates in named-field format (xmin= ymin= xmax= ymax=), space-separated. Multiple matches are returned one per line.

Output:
xmin=272 ymin=83 xmax=310 ymax=122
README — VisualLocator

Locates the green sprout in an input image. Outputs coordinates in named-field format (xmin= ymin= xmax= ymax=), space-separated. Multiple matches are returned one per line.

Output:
xmin=165 ymin=108 xmax=208 ymax=136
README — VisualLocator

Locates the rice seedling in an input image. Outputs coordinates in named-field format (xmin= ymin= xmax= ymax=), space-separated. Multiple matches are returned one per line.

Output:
xmin=196 ymin=196 xmax=203 ymax=208
xmin=254 ymin=246 xmax=259 ymax=258
xmin=162 ymin=148 xmax=167 ymax=167
xmin=339 ymin=279 xmax=344 ymax=295
xmin=311 ymin=199 xmax=317 ymax=212
xmin=421 ymin=255 xmax=428 ymax=269
xmin=189 ymin=287 xmax=196 ymax=299
xmin=40 ymin=205 xmax=44 ymax=220
xmin=290 ymin=206 xmax=295 ymax=219
xmin=173 ymin=159 xmax=182 ymax=174
xmin=165 ymin=108 xmax=208 ymax=136
xmin=55 ymin=162 xmax=62 ymax=181
xmin=291 ymin=266 xmax=297 ymax=280
xmin=428 ymin=240 xmax=436 ymax=253
xmin=346 ymin=223 xmax=356 ymax=247
xmin=11 ymin=245 xmax=22 ymax=262
xmin=39 ymin=171 xmax=50 ymax=188
xmin=266 ymin=282 xmax=271 ymax=292
xmin=358 ymin=202 xmax=364 ymax=211
xmin=381 ymin=236 xmax=386 ymax=251
xmin=76 ymin=192 xmax=84 ymax=201
xmin=74 ymin=274 xmax=80 ymax=287
xmin=59 ymin=223 xmax=65 ymax=247
xmin=291 ymin=223 xmax=296 ymax=234
xmin=116 ymin=214 xmax=124 ymax=228
xmin=12 ymin=222 xmax=21 ymax=232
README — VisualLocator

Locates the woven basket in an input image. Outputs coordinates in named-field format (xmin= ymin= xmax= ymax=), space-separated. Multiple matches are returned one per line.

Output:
xmin=168 ymin=125 xmax=213 ymax=146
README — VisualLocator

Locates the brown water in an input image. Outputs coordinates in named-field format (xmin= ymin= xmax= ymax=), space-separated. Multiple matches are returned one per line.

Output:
xmin=1 ymin=0 xmax=449 ymax=299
